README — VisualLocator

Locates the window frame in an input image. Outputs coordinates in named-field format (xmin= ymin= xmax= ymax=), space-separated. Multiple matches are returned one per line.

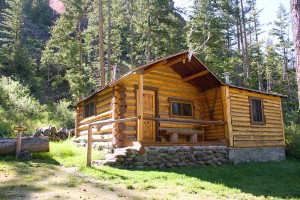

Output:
xmin=84 ymin=100 xmax=96 ymax=118
xmin=168 ymin=97 xmax=194 ymax=118
xmin=249 ymin=97 xmax=265 ymax=125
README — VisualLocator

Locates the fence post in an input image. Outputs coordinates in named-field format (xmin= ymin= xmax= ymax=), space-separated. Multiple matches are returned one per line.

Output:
xmin=15 ymin=121 xmax=23 ymax=160
xmin=87 ymin=124 xmax=92 ymax=167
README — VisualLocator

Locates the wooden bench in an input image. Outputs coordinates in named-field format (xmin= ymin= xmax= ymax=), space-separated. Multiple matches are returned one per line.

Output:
xmin=159 ymin=128 xmax=204 ymax=142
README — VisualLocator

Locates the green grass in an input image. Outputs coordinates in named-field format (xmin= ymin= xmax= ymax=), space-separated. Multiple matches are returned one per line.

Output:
xmin=1 ymin=141 xmax=300 ymax=199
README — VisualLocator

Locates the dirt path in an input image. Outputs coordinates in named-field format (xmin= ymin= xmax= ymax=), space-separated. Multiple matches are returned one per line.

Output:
xmin=0 ymin=162 xmax=145 ymax=200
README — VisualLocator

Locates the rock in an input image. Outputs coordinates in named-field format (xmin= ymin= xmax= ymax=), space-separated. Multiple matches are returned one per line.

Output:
xmin=133 ymin=156 xmax=145 ymax=162
xmin=158 ymin=163 xmax=165 ymax=168
xmin=216 ymin=161 xmax=223 ymax=166
xmin=177 ymin=162 xmax=187 ymax=167
xmin=172 ymin=159 xmax=180 ymax=163
xmin=158 ymin=147 xmax=168 ymax=153
xmin=202 ymin=155 xmax=212 ymax=161
xmin=189 ymin=156 xmax=197 ymax=162
xmin=166 ymin=163 xmax=173 ymax=168
xmin=176 ymin=148 xmax=183 ymax=152
xmin=148 ymin=156 xmax=156 ymax=161
xmin=134 ymin=162 xmax=144 ymax=166
xmin=168 ymin=149 xmax=177 ymax=155
xmin=147 ymin=150 xmax=158 ymax=156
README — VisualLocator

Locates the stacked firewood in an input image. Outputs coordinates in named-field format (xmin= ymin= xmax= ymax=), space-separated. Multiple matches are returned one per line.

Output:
xmin=111 ymin=85 xmax=127 ymax=148
xmin=33 ymin=126 xmax=75 ymax=141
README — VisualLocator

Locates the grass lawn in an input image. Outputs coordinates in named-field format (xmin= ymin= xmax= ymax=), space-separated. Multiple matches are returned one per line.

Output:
xmin=0 ymin=141 xmax=300 ymax=199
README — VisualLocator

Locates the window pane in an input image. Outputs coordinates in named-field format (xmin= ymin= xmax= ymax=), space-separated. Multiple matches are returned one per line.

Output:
xmin=90 ymin=102 xmax=95 ymax=116
xmin=252 ymin=99 xmax=263 ymax=122
xmin=85 ymin=104 xmax=89 ymax=118
xmin=172 ymin=102 xmax=182 ymax=116
xmin=182 ymin=103 xmax=192 ymax=116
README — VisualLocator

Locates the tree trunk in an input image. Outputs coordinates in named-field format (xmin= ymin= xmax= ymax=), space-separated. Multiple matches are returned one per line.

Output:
xmin=146 ymin=0 xmax=151 ymax=62
xmin=290 ymin=0 xmax=300 ymax=122
xmin=240 ymin=0 xmax=250 ymax=79
xmin=0 ymin=137 xmax=49 ymax=155
xmin=78 ymin=21 xmax=83 ymax=100
xmin=98 ymin=0 xmax=105 ymax=86
xmin=107 ymin=0 xmax=111 ymax=83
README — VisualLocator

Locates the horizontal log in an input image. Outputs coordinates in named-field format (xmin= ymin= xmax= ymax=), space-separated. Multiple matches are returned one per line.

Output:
xmin=80 ymin=111 xmax=112 ymax=125
xmin=232 ymin=127 xmax=283 ymax=132
xmin=74 ymin=134 xmax=113 ymax=143
xmin=233 ymin=140 xmax=285 ymax=148
xmin=0 ymin=137 xmax=49 ymax=155
xmin=233 ymin=135 xmax=284 ymax=141
xmin=232 ymin=131 xmax=284 ymax=136
xmin=229 ymin=88 xmax=280 ymax=101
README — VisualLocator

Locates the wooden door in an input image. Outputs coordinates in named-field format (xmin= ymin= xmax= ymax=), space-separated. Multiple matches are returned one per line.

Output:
xmin=137 ymin=89 xmax=156 ymax=142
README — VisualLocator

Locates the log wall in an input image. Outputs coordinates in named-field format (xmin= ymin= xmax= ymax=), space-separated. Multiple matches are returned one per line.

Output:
xmin=198 ymin=88 xmax=225 ymax=141
xmin=76 ymin=87 xmax=113 ymax=137
xmin=121 ymin=64 xmax=226 ymax=144
xmin=229 ymin=87 xmax=285 ymax=148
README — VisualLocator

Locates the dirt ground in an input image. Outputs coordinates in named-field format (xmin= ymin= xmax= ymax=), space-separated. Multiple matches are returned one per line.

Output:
xmin=0 ymin=162 xmax=155 ymax=200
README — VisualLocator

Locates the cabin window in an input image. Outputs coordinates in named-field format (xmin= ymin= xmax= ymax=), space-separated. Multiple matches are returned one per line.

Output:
xmin=84 ymin=101 xmax=95 ymax=118
xmin=169 ymin=98 xmax=193 ymax=117
xmin=249 ymin=97 xmax=265 ymax=124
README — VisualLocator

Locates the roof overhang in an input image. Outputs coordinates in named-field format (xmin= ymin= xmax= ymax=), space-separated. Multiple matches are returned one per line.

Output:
xmin=76 ymin=51 xmax=286 ymax=105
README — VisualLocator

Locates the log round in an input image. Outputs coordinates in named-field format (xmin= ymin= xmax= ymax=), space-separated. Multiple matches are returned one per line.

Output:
xmin=115 ymin=107 xmax=126 ymax=115
xmin=115 ymin=99 xmax=127 ymax=107
xmin=0 ymin=137 xmax=50 ymax=155
xmin=116 ymin=132 xmax=126 ymax=141
xmin=115 ymin=91 xmax=126 ymax=100
xmin=114 ymin=122 xmax=126 ymax=131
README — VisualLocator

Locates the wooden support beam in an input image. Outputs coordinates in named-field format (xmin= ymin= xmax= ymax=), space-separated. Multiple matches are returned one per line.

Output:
xmin=182 ymin=70 xmax=209 ymax=82
xmin=221 ymin=86 xmax=233 ymax=146
xmin=15 ymin=121 xmax=23 ymax=160
xmin=145 ymin=53 xmax=188 ymax=73
xmin=138 ymin=69 xmax=144 ymax=141
xmin=87 ymin=125 xmax=92 ymax=167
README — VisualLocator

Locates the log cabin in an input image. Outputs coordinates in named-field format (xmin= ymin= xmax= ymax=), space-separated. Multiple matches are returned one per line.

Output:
xmin=75 ymin=51 xmax=286 ymax=166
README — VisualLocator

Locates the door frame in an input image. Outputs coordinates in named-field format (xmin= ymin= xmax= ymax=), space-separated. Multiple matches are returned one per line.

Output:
xmin=134 ymin=85 xmax=159 ymax=141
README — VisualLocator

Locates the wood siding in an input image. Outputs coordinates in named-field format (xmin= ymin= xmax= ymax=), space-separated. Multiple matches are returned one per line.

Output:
xmin=229 ymin=87 xmax=285 ymax=148
xmin=122 ymin=64 xmax=226 ymax=143
xmin=198 ymin=88 xmax=225 ymax=141
xmin=76 ymin=87 xmax=113 ymax=136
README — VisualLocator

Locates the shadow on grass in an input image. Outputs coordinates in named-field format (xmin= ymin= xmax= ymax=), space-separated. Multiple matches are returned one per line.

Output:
xmin=139 ymin=159 xmax=300 ymax=199
xmin=0 ymin=154 xmax=60 ymax=199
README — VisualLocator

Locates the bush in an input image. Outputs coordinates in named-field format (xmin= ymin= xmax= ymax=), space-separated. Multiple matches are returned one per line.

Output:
xmin=47 ymin=99 xmax=75 ymax=129
xmin=0 ymin=76 xmax=44 ymax=137
xmin=285 ymin=123 xmax=300 ymax=159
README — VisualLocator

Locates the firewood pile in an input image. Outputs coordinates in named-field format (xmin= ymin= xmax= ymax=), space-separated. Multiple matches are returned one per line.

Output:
xmin=33 ymin=126 xmax=75 ymax=141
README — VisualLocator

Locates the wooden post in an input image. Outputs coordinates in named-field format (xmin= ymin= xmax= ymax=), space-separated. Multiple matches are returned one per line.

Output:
xmin=221 ymin=86 xmax=233 ymax=146
xmin=15 ymin=121 xmax=23 ymax=160
xmin=138 ymin=69 xmax=144 ymax=141
xmin=87 ymin=124 xmax=93 ymax=167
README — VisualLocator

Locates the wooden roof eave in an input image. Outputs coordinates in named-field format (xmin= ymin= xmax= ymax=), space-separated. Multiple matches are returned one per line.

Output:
xmin=224 ymin=84 xmax=288 ymax=98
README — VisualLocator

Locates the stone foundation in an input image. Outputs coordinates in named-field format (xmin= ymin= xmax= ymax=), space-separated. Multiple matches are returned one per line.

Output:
xmin=229 ymin=146 xmax=286 ymax=164
xmin=96 ymin=146 xmax=229 ymax=169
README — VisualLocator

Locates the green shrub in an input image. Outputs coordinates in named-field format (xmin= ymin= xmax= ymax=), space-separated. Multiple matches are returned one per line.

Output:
xmin=285 ymin=123 xmax=300 ymax=159
xmin=0 ymin=76 xmax=44 ymax=137
xmin=48 ymin=99 xmax=75 ymax=129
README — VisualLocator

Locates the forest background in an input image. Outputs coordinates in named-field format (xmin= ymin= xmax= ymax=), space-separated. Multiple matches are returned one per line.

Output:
xmin=0 ymin=0 xmax=298 ymax=156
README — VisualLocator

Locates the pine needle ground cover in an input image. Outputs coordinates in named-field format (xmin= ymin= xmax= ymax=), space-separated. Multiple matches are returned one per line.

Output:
xmin=0 ymin=141 xmax=299 ymax=200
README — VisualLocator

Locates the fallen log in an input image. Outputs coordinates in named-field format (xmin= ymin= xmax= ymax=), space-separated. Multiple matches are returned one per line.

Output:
xmin=0 ymin=137 xmax=49 ymax=155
